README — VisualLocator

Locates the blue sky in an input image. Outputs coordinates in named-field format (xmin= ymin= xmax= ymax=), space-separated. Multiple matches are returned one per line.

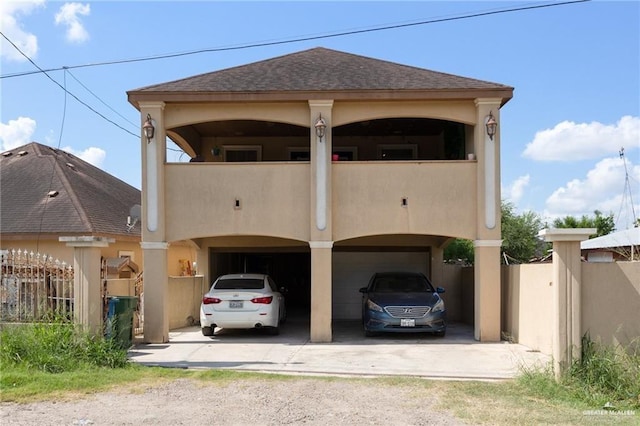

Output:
xmin=1 ymin=0 xmax=639 ymax=230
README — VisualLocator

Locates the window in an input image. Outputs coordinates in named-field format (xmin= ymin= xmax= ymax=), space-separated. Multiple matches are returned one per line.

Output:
xmin=223 ymin=145 xmax=262 ymax=162
xmin=287 ymin=147 xmax=310 ymax=161
xmin=377 ymin=144 xmax=418 ymax=160
xmin=332 ymin=146 xmax=357 ymax=161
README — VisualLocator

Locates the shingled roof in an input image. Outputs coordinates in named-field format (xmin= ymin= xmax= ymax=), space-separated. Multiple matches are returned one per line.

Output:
xmin=0 ymin=142 xmax=141 ymax=239
xmin=128 ymin=47 xmax=513 ymax=105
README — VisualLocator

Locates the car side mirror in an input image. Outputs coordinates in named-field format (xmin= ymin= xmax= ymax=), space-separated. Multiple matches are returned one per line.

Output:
xmin=359 ymin=287 xmax=368 ymax=293
xmin=436 ymin=287 xmax=445 ymax=294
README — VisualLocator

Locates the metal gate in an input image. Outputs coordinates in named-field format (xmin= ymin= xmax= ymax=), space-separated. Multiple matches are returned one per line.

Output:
xmin=0 ymin=249 xmax=74 ymax=322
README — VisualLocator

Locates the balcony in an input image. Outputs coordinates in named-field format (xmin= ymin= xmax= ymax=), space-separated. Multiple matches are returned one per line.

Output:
xmin=164 ymin=159 xmax=477 ymax=243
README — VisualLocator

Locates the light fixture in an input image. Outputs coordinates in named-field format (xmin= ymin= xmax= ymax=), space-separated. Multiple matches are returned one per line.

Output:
xmin=314 ymin=114 xmax=327 ymax=140
xmin=485 ymin=111 xmax=497 ymax=140
xmin=142 ymin=113 xmax=155 ymax=143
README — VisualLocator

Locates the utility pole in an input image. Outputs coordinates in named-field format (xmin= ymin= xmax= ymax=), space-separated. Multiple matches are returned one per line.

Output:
xmin=618 ymin=147 xmax=638 ymax=228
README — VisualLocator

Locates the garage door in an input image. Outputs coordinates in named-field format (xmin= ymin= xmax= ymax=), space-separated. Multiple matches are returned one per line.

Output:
xmin=332 ymin=252 xmax=429 ymax=320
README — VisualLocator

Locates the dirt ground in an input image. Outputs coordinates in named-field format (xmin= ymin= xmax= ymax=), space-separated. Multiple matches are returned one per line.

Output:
xmin=0 ymin=377 xmax=467 ymax=425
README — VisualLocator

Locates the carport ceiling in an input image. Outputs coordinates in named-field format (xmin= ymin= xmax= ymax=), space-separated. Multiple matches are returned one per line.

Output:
xmin=180 ymin=118 xmax=447 ymax=138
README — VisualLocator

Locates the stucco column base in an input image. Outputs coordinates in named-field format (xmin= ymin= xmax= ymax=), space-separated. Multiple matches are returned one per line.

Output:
xmin=539 ymin=228 xmax=595 ymax=379
xmin=310 ymin=242 xmax=332 ymax=342
xmin=60 ymin=236 xmax=114 ymax=336
xmin=141 ymin=241 xmax=170 ymax=343
xmin=474 ymin=241 xmax=502 ymax=342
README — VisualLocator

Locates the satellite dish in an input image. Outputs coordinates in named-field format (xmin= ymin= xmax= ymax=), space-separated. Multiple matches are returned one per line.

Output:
xmin=127 ymin=204 xmax=142 ymax=231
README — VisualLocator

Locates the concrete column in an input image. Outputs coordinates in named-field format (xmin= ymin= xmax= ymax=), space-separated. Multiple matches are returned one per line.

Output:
xmin=473 ymin=240 xmax=502 ymax=341
xmin=309 ymin=241 xmax=333 ymax=342
xmin=539 ymin=228 xmax=595 ymax=378
xmin=141 ymin=241 xmax=169 ymax=343
xmin=60 ymin=236 xmax=114 ymax=335
xmin=308 ymin=100 xmax=334 ymax=343
xmin=139 ymin=102 xmax=169 ymax=343
xmin=473 ymin=98 xmax=503 ymax=342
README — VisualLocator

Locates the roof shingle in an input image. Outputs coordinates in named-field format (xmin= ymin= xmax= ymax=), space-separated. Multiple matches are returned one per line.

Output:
xmin=0 ymin=142 xmax=141 ymax=238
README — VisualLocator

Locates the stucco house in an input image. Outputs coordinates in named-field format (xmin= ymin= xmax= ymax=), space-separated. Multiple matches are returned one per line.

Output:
xmin=0 ymin=142 xmax=143 ymax=262
xmin=127 ymin=47 xmax=513 ymax=343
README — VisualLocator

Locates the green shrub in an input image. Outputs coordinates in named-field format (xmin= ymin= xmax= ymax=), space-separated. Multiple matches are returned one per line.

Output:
xmin=0 ymin=318 xmax=129 ymax=373
xmin=518 ymin=335 xmax=640 ymax=411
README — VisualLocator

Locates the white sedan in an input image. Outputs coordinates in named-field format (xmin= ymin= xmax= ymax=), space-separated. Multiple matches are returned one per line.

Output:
xmin=200 ymin=273 xmax=286 ymax=336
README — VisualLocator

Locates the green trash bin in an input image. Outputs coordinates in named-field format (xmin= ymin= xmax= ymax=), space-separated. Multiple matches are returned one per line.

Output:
xmin=106 ymin=296 xmax=138 ymax=349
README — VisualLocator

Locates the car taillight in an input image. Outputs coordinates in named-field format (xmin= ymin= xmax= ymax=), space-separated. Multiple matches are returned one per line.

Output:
xmin=202 ymin=296 xmax=221 ymax=304
xmin=251 ymin=296 xmax=273 ymax=304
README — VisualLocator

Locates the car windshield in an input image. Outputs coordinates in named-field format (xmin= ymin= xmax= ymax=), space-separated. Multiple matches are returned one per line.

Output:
xmin=214 ymin=278 xmax=264 ymax=290
xmin=371 ymin=275 xmax=432 ymax=293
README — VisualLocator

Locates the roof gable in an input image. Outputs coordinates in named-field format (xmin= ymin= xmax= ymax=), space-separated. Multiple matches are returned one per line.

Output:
xmin=0 ymin=142 xmax=141 ymax=238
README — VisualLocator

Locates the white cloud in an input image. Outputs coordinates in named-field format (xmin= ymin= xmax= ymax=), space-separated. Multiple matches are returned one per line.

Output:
xmin=0 ymin=0 xmax=44 ymax=62
xmin=523 ymin=116 xmax=640 ymax=161
xmin=544 ymin=156 xmax=640 ymax=229
xmin=0 ymin=116 xmax=37 ymax=150
xmin=503 ymin=174 xmax=530 ymax=205
xmin=54 ymin=3 xmax=90 ymax=44
xmin=62 ymin=145 xmax=105 ymax=167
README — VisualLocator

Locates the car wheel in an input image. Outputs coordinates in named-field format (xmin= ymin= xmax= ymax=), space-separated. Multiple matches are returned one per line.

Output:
xmin=202 ymin=326 xmax=214 ymax=336
xmin=364 ymin=329 xmax=375 ymax=337
xmin=434 ymin=330 xmax=446 ymax=337
xmin=267 ymin=325 xmax=280 ymax=336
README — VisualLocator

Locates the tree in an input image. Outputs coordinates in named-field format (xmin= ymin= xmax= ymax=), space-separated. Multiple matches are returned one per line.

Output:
xmin=443 ymin=238 xmax=474 ymax=265
xmin=501 ymin=201 xmax=545 ymax=264
xmin=443 ymin=202 xmax=546 ymax=265
xmin=552 ymin=210 xmax=615 ymax=237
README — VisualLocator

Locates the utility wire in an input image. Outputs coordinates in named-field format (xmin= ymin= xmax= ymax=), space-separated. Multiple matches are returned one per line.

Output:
xmin=0 ymin=0 xmax=590 ymax=79
xmin=0 ymin=32 xmax=139 ymax=138
xmin=66 ymin=69 xmax=139 ymax=129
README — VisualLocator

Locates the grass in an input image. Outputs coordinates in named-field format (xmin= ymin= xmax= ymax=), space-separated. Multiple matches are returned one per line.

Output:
xmin=1 ymin=324 xmax=638 ymax=425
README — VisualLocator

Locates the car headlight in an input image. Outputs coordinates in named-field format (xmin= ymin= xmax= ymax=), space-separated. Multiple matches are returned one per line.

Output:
xmin=366 ymin=299 xmax=383 ymax=312
xmin=432 ymin=298 xmax=445 ymax=313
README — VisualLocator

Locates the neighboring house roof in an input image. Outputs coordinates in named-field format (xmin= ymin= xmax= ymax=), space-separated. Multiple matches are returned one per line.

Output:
xmin=0 ymin=142 xmax=141 ymax=240
xmin=581 ymin=228 xmax=640 ymax=250
xmin=128 ymin=47 xmax=513 ymax=106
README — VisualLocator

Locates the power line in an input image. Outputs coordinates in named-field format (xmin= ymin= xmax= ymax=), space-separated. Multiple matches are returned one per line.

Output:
xmin=0 ymin=0 xmax=590 ymax=79
xmin=0 ymin=32 xmax=139 ymax=138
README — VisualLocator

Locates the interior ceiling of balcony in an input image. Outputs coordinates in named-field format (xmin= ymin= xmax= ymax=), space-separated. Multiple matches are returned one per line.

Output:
xmin=177 ymin=118 xmax=448 ymax=138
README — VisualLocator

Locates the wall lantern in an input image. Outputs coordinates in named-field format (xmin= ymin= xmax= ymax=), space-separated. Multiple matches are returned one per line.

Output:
xmin=142 ymin=114 xmax=155 ymax=143
xmin=314 ymin=114 xmax=327 ymax=140
xmin=485 ymin=111 xmax=497 ymax=140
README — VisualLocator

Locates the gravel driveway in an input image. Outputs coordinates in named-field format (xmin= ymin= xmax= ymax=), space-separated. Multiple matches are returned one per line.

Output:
xmin=1 ymin=377 xmax=467 ymax=425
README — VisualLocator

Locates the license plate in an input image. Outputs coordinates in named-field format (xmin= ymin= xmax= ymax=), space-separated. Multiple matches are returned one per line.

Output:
xmin=400 ymin=319 xmax=415 ymax=327
xmin=229 ymin=301 xmax=243 ymax=309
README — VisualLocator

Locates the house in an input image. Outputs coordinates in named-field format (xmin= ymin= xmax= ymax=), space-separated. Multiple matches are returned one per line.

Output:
xmin=127 ymin=47 xmax=513 ymax=343
xmin=0 ymin=142 xmax=198 ymax=330
xmin=581 ymin=228 xmax=640 ymax=262
xmin=0 ymin=142 xmax=143 ymax=262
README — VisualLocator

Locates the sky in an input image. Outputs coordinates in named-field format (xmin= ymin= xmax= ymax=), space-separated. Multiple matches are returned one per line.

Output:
xmin=1 ymin=0 xmax=639 ymax=231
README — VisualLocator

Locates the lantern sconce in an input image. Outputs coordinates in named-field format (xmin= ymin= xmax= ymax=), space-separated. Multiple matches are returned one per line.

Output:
xmin=142 ymin=114 xmax=155 ymax=143
xmin=485 ymin=111 xmax=497 ymax=140
xmin=314 ymin=114 xmax=327 ymax=141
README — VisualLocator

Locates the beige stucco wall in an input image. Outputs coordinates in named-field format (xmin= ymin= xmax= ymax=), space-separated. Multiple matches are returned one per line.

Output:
xmin=502 ymin=261 xmax=640 ymax=354
xmin=164 ymin=163 xmax=310 ymax=243
xmin=167 ymin=275 xmax=206 ymax=330
xmin=333 ymin=162 xmax=477 ymax=241
xmin=582 ymin=261 xmax=640 ymax=349
xmin=502 ymin=264 xmax=554 ymax=354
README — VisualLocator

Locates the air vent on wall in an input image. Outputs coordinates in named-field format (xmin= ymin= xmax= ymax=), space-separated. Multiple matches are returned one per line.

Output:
xmin=66 ymin=162 xmax=76 ymax=170
xmin=17 ymin=151 xmax=28 ymax=156
xmin=47 ymin=190 xmax=59 ymax=198
xmin=2 ymin=152 xmax=12 ymax=157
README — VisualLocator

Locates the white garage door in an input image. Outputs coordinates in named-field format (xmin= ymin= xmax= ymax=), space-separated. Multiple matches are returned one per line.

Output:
xmin=332 ymin=252 xmax=429 ymax=320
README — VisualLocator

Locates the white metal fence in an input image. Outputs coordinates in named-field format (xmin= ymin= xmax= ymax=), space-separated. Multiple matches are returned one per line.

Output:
xmin=0 ymin=249 xmax=74 ymax=321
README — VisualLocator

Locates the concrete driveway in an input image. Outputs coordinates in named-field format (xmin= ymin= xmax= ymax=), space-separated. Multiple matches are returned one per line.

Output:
xmin=129 ymin=317 xmax=550 ymax=381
